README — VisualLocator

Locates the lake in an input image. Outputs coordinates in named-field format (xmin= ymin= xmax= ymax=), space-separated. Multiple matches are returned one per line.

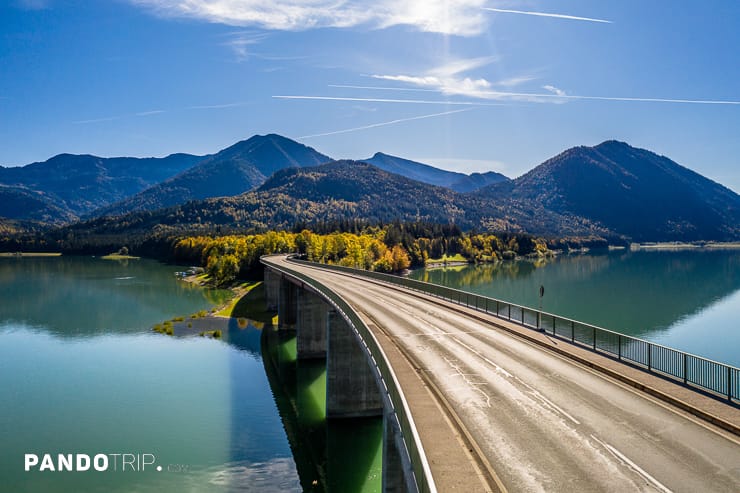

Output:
xmin=5 ymin=250 xmax=736 ymax=492
xmin=0 ymin=255 xmax=382 ymax=492
xmin=0 ymin=256 xmax=301 ymax=493
xmin=408 ymin=249 xmax=740 ymax=367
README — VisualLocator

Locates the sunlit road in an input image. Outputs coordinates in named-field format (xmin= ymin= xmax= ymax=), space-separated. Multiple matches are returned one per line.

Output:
xmin=267 ymin=257 xmax=740 ymax=492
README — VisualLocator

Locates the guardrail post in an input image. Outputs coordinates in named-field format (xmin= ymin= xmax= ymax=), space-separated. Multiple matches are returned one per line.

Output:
xmin=552 ymin=315 xmax=556 ymax=336
xmin=508 ymin=304 xmax=511 ymax=320
xmin=571 ymin=320 xmax=575 ymax=342
xmin=728 ymin=367 xmax=733 ymax=401
xmin=592 ymin=326 xmax=597 ymax=350
xmin=683 ymin=353 xmax=688 ymax=384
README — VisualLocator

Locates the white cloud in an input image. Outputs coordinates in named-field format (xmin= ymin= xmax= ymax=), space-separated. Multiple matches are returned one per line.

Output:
xmin=483 ymin=8 xmax=612 ymax=24
xmin=221 ymin=31 xmax=269 ymax=61
xmin=542 ymin=84 xmax=566 ymax=97
xmin=371 ymin=56 xmax=500 ymax=99
xmin=428 ymin=56 xmax=498 ymax=77
xmin=494 ymin=75 xmax=536 ymax=87
xmin=129 ymin=0 xmax=491 ymax=36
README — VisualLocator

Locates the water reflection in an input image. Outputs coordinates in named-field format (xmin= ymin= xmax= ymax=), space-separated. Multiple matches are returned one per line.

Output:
xmin=261 ymin=327 xmax=383 ymax=492
xmin=409 ymin=250 xmax=740 ymax=365
xmin=0 ymin=257 xmax=298 ymax=493
xmin=0 ymin=256 xmax=231 ymax=336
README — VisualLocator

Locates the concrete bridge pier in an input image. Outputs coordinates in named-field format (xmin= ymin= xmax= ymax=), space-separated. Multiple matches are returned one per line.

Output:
xmin=264 ymin=268 xmax=281 ymax=311
xmin=326 ymin=309 xmax=384 ymax=418
xmin=278 ymin=277 xmax=298 ymax=329
xmin=383 ymin=412 xmax=409 ymax=492
xmin=296 ymin=289 xmax=328 ymax=359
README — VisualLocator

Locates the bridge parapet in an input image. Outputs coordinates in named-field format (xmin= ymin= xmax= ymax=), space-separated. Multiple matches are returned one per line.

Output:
xmin=288 ymin=257 xmax=740 ymax=405
xmin=262 ymin=257 xmax=436 ymax=493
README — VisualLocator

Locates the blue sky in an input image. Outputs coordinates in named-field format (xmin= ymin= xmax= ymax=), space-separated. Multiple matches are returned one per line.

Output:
xmin=1 ymin=0 xmax=739 ymax=190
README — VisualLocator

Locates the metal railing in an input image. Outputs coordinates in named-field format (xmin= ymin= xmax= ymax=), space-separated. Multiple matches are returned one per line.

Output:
xmin=261 ymin=256 xmax=437 ymax=493
xmin=289 ymin=258 xmax=740 ymax=404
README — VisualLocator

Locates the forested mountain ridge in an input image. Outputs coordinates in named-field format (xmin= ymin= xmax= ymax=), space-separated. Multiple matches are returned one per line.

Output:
xmin=479 ymin=140 xmax=740 ymax=241
xmin=0 ymin=152 xmax=203 ymax=222
xmin=94 ymin=134 xmax=332 ymax=217
xmin=3 ymin=138 xmax=739 ymax=244
xmin=45 ymin=160 xmax=609 ymax=244
xmin=362 ymin=152 xmax=509 ymax=192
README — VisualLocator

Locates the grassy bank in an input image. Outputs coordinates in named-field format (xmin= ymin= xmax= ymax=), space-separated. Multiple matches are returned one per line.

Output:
xmin=0 ymin=252 xmax=62 ymax=257
xmin=101 ymin=254 xmax=141 ymax=260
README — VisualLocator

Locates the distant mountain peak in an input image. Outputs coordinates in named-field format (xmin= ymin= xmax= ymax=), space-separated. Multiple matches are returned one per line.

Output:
xmin=361 ymin=152 xmax=508 ymax=192
xmin=93 ymin=133 xmax=331 ymax=217
xmin=480 ymin=140 xmax=740 ymax=241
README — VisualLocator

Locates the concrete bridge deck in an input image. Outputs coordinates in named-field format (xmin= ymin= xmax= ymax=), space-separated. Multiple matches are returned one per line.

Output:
xmin=263 ymin=256 xmax=740 ymax=492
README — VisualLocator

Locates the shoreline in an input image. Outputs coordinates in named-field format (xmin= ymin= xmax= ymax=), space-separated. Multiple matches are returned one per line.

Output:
xmin=632 ymin=241 xmax=740 ymax=251
xmin=0 ymin=252 xmax=62 ymax=257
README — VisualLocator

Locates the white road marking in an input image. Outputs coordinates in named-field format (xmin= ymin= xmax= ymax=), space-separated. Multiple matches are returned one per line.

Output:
xmin=590 ymin=434 xmax=673 ymax=493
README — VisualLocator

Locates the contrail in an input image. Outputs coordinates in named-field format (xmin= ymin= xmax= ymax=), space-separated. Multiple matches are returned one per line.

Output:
xmin=274 ymin=95 xmax=506 ymax=106
xmin=299 ymin=108 xmax=472 ymax=139
xmin=305 ymin=86 xmax=740 ymax=106
xmin=329 ymin=84 xmax=439 ymax=92
xmin=483 ymin=8 xmax=612 ymax=24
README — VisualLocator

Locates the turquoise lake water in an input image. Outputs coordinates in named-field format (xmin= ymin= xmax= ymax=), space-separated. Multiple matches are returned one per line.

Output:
xmin=409 ymin=249 xmax=740 ymax=367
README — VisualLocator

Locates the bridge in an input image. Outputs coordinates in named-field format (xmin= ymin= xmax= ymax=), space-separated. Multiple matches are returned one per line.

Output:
xmin=261 ymin=255 xmax=740 ymax=492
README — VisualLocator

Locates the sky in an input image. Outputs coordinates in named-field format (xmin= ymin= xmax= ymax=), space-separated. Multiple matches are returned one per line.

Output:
xmin=1 ymin=0 xmax=739 ymax=190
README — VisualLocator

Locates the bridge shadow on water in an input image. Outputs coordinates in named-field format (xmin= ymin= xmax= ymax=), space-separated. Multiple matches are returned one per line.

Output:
xmin=216 ymin=284 xmax=382 ymax=492
xmin=259 ymin=326 xmax=383 ymax=492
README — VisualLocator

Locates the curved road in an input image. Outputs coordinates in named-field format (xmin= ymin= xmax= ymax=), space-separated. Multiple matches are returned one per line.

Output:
xmin=269 ymin=257 xmax=740 ymax=492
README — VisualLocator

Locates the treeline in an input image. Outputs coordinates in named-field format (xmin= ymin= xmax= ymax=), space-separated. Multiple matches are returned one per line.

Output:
xmin=171 ymin=223 xmax=556 ymax=286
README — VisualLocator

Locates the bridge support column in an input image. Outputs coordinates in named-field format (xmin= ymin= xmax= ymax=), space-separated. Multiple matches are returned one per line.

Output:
xmin=383 ymin=413 xmax=409 ymax=492
xmin=326 ymin=309 xmax=383 ymax=418
xmin=264 ymin=268 xmax=281 ymax=311
xmin=278 ymin=277 xmax=298 ymax=329
xmin=296 ymin=290 xmax=328 ymax=359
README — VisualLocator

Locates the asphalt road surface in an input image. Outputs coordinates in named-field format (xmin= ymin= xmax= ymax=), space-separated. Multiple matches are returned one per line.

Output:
xmin=271 ymin=257 xmax=740 ymax=493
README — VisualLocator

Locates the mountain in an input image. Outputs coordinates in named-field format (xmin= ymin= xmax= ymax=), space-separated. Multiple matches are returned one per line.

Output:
xmin=96 ymin=134 xmax=331 ymax=217
xmin=0 ymin=185 xmax=77 ymax=224
xmin=480 ymin=141 xmax=740 ymax=241
xmin=361 ymin=152 xmax=508 ymax=192
xmin=7 ymin=139 xmax=739 ymax=244
xmin=0 ymin=152 xmax=202 ymax=222
xmin=450 ymin=172 xmax=511 ymax=193
xmin=58 ymin=161 xmax=495 ymax=237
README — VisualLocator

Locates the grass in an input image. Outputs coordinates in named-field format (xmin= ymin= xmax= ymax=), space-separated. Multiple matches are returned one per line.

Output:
xmin=426 ymin=253 xmax=468 ymax=264
xmin=190 ymin=310 xmax=208 ymax=319
xmin=199 ymin=329 xmax=222 ymax=339
xmin=152 ymin=323 xmax=174 ymax=336
xmin=101 ymin=254 xmax=140 ymax=260
xmin=0 ymin=252 xmax=62 ymax=257
xmin=214 ymin=281 xmax=275 ymax=324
